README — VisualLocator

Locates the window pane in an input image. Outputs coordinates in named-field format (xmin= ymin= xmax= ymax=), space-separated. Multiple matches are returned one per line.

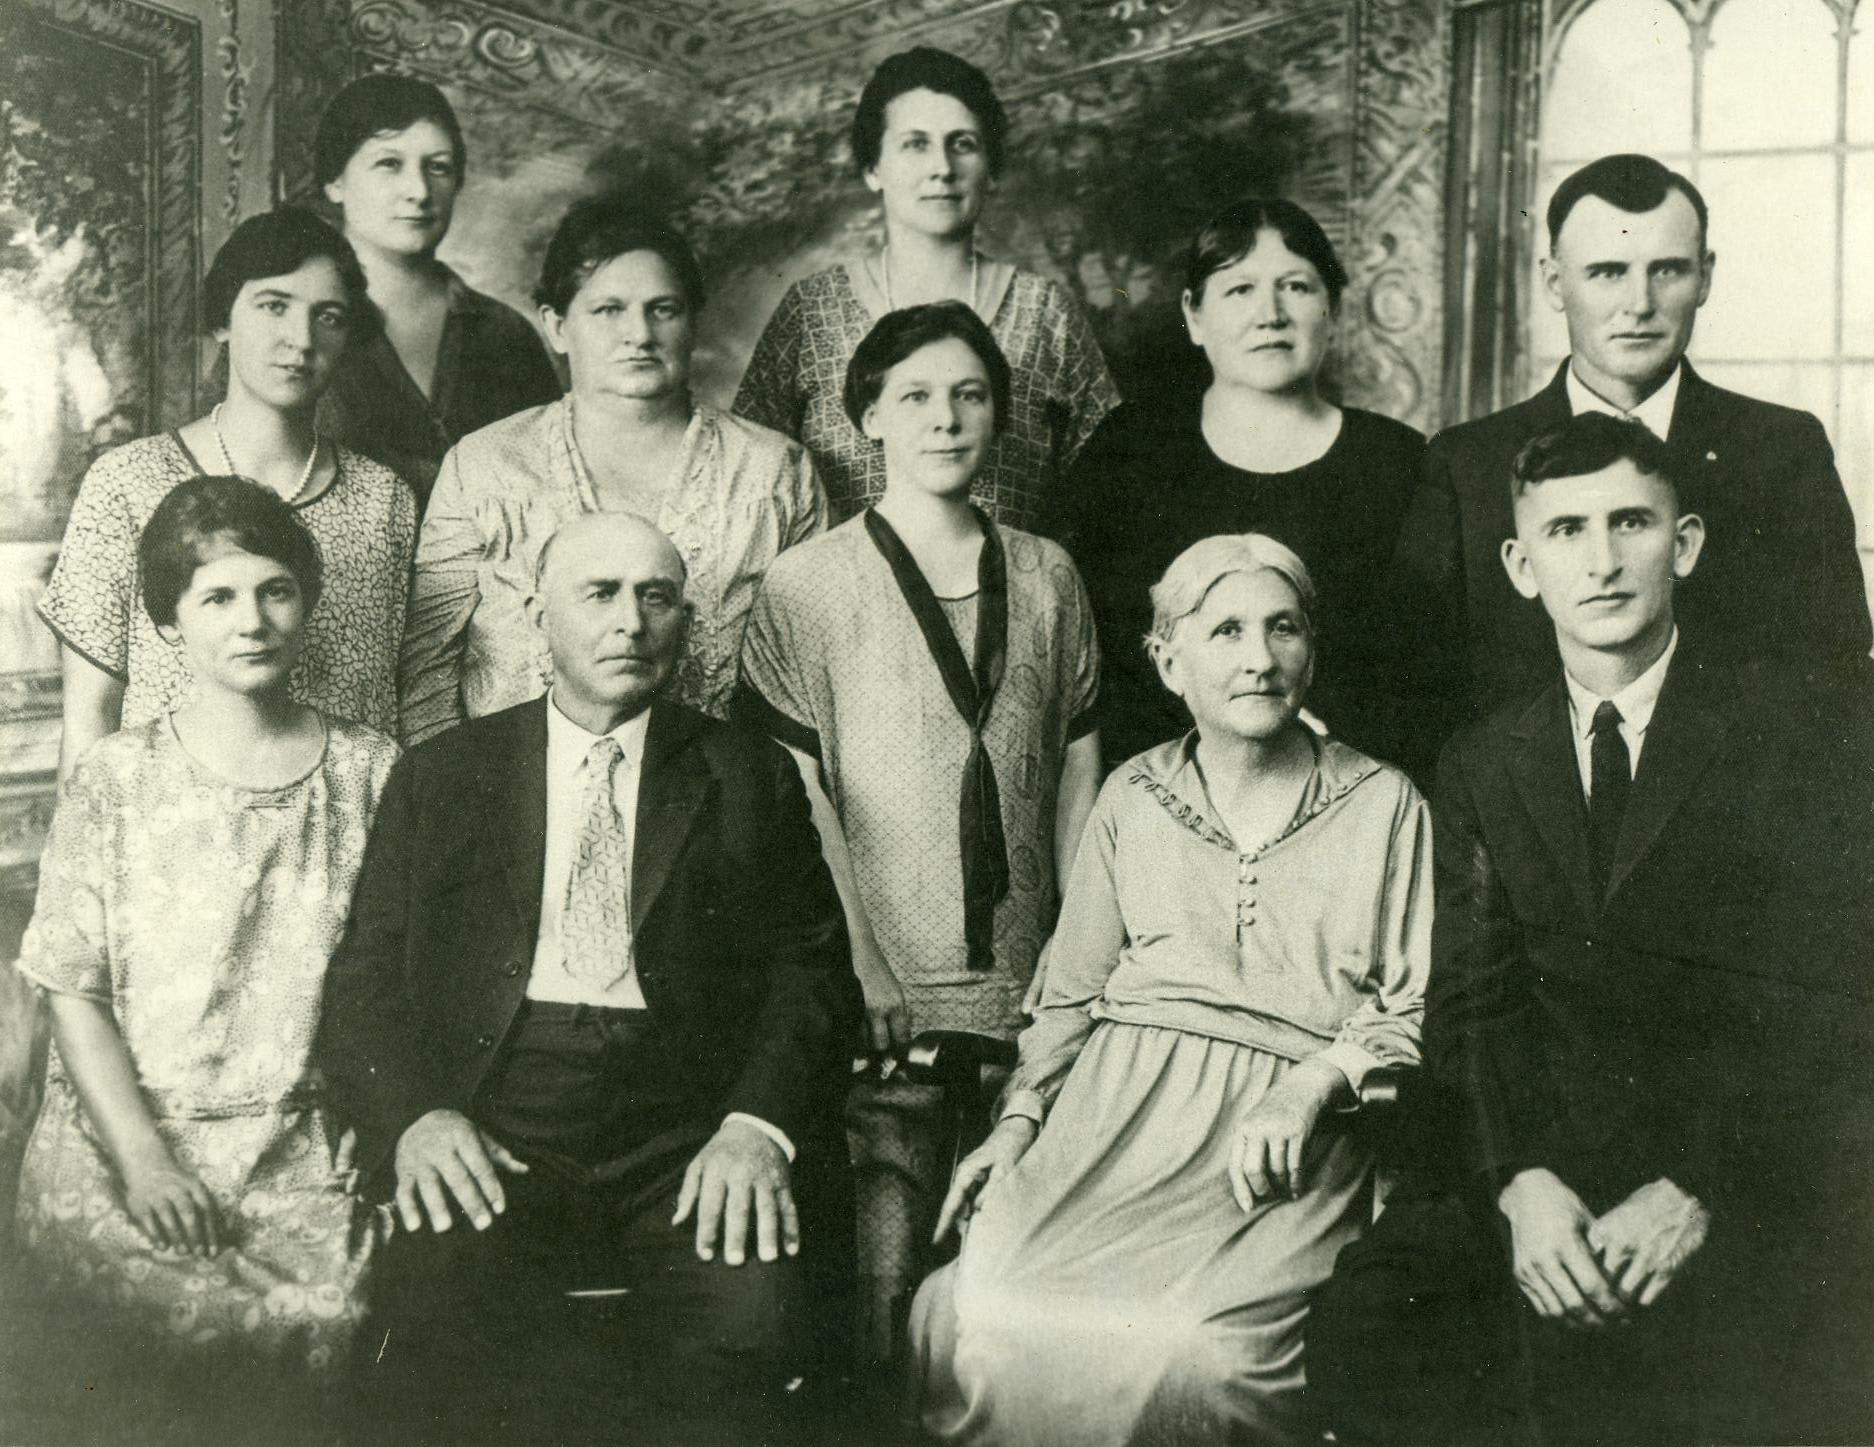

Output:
xmin=1848 ymin=154 xmax=1874 ymax=354
xmin=1849 ymin=4 xmax=1874 ymax=142
xmin=1690 ymin=361 xmax=1836 ymax=433
xmin=1703 ymin=0 xmax=1841 ymax=150
xmin=1691 ymin=154 xmax=1836 ymax=360
xmin=1542 ymin=0 xmax=1693 ymax=160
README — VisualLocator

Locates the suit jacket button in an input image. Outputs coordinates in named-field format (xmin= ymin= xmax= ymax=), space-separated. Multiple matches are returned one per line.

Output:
xmin=501 ymin=961 xmax=520 ymax=976
xmin=476 ymin=1033 xmax=494 ymax=1049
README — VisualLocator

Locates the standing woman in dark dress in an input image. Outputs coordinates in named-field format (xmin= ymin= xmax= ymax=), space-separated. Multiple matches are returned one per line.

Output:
xmin=1057 ymin=198 xmax=1427 ymax=775
xmin=314 ymin=74 xmax=561 ymax=509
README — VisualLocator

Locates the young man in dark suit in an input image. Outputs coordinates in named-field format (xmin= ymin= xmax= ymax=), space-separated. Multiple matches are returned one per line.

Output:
xmin=1393 ymin=153 xmax=1869 ymax=743
xmin=1309 ymin=414 xmax=1874 ymax=1445
xmin=318 ymin=513 xmax=860 ymax=1444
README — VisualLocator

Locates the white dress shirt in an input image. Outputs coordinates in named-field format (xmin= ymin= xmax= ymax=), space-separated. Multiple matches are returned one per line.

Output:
xmin=1567 ymin=361 xmax=1682 ymax=440
xmin=1562 ymin=629 xmax=1678 ymax=799
xmin=527 ymin=692 xmax=794 ymax=1159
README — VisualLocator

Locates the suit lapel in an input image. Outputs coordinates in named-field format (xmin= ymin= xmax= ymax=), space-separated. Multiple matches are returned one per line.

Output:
xmin=1506 ymin=682 xmax=1601 ymax=923
xmin=1604 ymin=657 xmax=1729 ymax=901
xmin=632 ymin=699 xmax=713 ymax=935
xmin=491 ymin=697 xmax=550 ymax=943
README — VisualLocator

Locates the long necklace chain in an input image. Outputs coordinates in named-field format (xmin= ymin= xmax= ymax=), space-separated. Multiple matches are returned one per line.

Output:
xmin=212 ymin=403 xmax=321 ymax=505
xmin=882 ymin=245 xmax=980 ymax=315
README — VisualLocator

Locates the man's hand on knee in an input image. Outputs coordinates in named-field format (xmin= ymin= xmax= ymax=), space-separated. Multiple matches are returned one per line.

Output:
xmin=1588 ymin=1177 xmax=1709 ymax=1309
xmin=1498 ymin=1168 xmax=1625 ymax=1330
xmin=672 ymin=1120 xmax=799 ymax=1267
xmin=394 ymin=1109 xmax=530 ymax=1234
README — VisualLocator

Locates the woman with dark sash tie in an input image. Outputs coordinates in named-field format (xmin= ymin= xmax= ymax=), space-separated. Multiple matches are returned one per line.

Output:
xmin=736 ymin=303 xmax=1102 ymax=1382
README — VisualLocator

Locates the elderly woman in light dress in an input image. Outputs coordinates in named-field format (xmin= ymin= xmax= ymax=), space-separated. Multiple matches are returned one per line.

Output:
xmin=912 ymin=533 xmax=1432 ymax=1446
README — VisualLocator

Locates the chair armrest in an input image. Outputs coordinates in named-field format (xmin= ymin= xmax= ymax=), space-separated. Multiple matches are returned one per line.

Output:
xmin=898 ymin=1030 xmax=1019 ymax=1086
xmin=1356 ymin=1064 xmax=1419 ymax=1113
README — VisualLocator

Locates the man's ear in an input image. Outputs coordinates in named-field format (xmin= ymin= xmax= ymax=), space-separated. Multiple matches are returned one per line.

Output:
xmin=1500 ymin=537 xmax=1542 ymax=601
xmin=1671 ymin=512 xmax=1706 ymax=581
xmin=1696 ymin=249 xmax=1715 ymax=308
xmin=524 ymin=590 xmax=547 ymax=641
xmin=1539 ymin=254 xmax=1565 ymax=315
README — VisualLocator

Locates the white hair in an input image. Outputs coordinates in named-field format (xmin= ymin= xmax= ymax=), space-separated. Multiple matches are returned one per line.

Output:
xmin=1145 ymin=532 xmax=1318 ymax=649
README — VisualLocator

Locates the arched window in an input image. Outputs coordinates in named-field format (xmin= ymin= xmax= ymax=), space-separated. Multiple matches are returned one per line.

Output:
xmin=1535 ymin=0 xmax=1872 ymax=585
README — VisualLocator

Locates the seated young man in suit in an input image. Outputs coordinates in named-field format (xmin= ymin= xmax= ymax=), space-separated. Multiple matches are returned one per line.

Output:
xmin=1308 ymin=413 xmax=1874 ymax=1445
xmin=1392 ymin=153 xmax=1869 ymax=751
xmin=318 ymin=512 xmax=860 ymax=1445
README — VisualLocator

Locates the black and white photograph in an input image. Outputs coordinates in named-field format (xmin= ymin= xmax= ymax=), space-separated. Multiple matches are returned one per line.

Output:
xmin=0 ymin=1 xmax=1870 ymax=1442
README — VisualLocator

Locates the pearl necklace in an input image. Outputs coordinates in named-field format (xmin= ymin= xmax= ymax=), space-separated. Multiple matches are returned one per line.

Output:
xmin=882 ymin=245 xmax=980 ymax=315
xmin=212 ymin=403 xmax=321 ymax=505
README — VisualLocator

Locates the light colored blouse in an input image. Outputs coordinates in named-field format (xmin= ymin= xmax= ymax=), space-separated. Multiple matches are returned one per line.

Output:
xmin=37 ymin=433 xmax=415 ymax=734
xmin=399 ymin=398 xmax=825 ymax=740
xmin=1001 ymin=732 xmax=1432 ymax=1125
xmin=733 ymin=262 xmax=1120 ymax=529
xmin=738 ymin=516 xmax=1099 ymax=1036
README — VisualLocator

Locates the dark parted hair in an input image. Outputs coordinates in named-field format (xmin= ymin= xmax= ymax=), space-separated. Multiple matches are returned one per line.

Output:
xmin=1511 ymin=412 xmax=1684 ymax=508
xmin=313 ymin=73 xmax=467 ymax=186
xmin=842 ymin=301 xmax=1012 ymax=434
xmin=1546 ymin=153 xmax=1709 ymax=251
xmin=851 ymin=46 xmax=1009 ymax=177
xmin=139 ymin=475 xmax=324 ymax=628
xmin=201 ymin=207 xmax=372 ymax=334
xmin=1184 ymin=196 xmax=1348 ymax=308
xmin=533 ymin=196 xmax=706 ymax=315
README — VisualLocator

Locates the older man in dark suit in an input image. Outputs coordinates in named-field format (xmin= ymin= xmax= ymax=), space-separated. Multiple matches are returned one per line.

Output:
xmin=1309 ymin=415 xmax=1874 ymax=1445
xmin=1393 ymin=153 xmax=1869 ymax=747
xmin=318 ymin=512 xmax=859 ymax=1445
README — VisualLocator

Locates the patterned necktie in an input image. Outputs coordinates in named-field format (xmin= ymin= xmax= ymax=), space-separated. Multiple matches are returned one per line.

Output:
xmin=561 ymin=736 xmax=633 ymax=988
xmin=1587 ymin=700 xmax=1631 ymax=898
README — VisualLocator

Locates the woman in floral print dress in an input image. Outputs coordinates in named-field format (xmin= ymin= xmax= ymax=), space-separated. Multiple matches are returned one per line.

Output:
xmin=9 ymin=478 xmax=396 ymax=1443
xmin=733 ymin=45 xmax=1118 ymax=529
xmin=38 ymin=207 xmax=415 ymax=779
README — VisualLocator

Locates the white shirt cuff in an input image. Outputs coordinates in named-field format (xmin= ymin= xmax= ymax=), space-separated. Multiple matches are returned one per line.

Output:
xmin=724 ymin=1112 xmax=795 ymax=1162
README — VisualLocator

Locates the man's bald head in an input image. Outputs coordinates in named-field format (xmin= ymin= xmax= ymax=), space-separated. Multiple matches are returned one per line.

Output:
xmin=526 ymin=512 xmax=691 ymax=731
xmin=533 ymin=511 xmax=688 ymax=595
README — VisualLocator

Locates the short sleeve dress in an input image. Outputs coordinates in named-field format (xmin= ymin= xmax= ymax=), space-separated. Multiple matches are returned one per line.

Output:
xmin=11 ymin=716 xmax=400 ymax=1375
xmin=737 ymin=513 xmax=1099 ymax=1361
xmin=398 ymin=399 xmax=826 ymax=742
xmin=37 ymin=433 xmax=416 ymax=734
xmin=733 ymin=262 xmax=1120 ymax=529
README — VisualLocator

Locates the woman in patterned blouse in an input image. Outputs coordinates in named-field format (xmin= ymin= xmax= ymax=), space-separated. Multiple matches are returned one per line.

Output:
xmin=39 ymin=208 xmax=417 ymax=776
xmin=737 ymin=304 xmax=1103 ymax=1383
xmin=11 ymin=478 xmax=397 ymax=1443
xmin=399 ymin=198 xmax=824 ymax=739
xmin=734 ymin=46 xmax=1119 ymax=529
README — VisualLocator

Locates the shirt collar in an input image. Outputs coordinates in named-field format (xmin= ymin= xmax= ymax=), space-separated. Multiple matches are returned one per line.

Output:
xmin=1563 ymin=628 xmax=1678 ymax=742
xmin=1566 ymin=360 xmax=1682 ymax=439
xmin=546 ymin=690 xmax=652 ymax=773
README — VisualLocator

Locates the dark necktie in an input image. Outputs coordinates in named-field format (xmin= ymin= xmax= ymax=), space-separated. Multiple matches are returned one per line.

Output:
xmin=1588 ymin=700 xmax=1630 ymax=897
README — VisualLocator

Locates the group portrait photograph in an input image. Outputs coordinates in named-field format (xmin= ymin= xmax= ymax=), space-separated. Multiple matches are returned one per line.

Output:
xmin=0 ymin=0 xmax=1871 ymax=1442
